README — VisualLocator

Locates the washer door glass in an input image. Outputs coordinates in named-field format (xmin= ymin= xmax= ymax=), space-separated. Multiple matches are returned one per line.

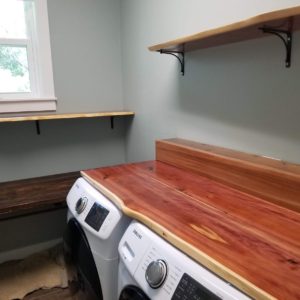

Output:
xmin=64 ymin=218 xmax=103 ymax=300
xmin=119 ymin=285 xmax=150 ymax=300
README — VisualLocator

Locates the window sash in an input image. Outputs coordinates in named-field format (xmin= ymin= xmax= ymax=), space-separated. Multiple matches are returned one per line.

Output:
xmin=0 ymin=0 xmax=56 ymax=113
xmin=0 ymin=37 xmax=37 ymax=99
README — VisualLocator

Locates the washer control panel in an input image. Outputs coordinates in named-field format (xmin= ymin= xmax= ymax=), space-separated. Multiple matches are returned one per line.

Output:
xmin=119 ymin=221 xmax=251 ymax=300
xmin=172 ymin=273 xmax=221 ymax=300
xmin=67 ymin=178 xmax=122 ymax=239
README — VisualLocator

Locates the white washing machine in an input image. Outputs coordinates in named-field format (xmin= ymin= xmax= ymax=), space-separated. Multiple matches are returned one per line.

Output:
xmin=118 ymin=221 xmax=251 ymax=300
xmin=64 ymin=178 xmax=131 ymax=300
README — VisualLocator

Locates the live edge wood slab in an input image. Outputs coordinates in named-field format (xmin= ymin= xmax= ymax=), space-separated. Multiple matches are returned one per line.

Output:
xmin=82 ymin=139 xmax=300 ymax=300
xmin=149 ymin=6 xmax=300 ymax=52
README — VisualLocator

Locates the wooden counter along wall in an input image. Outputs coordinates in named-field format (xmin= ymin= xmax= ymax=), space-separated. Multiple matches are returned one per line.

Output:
xmin=82 ymin=139 xmax=300 ymax=300
xmin=156 ymin=138 xmax=300 ymax=213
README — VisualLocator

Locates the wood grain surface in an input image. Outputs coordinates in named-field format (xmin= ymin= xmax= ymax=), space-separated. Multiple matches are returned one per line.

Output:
xmin=149 ymin=5 xmax=300 ymax=52
xmin=0 ymin=172 xmax=79 ymax=220
xmin=82 ymin=162 xmax=300 ymax=300
xmin=0 ymin=111 xmax=134 ymax=123
xmin=156 ymin=139 xmax=300 ymax=213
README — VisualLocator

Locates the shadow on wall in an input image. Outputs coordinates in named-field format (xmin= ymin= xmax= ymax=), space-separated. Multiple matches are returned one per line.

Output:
xmin=176 ymin=32 xmax=300 ymax=141
xmin=0 ymin=118 xmax=128 ymax=182
xmin=0 ymin=118 xmax=120 ymax=153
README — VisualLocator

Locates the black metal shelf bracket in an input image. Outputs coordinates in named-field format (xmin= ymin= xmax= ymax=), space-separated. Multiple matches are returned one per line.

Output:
xmin=259 ymin=26 xmax=292 ymax=68
xmin=35 ymin=121 xmax=41 ymax=135
xmin=33 ymin=117 xmax=116 ymax=134
xmin=110 ymin=116 xmax=114 ymax=129
xmin=159 ymin=49 xmax=185 ymax=75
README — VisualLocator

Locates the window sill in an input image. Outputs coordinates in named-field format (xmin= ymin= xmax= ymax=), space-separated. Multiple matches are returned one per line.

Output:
xmin=0 ymin=98 xmax=57 ymax=114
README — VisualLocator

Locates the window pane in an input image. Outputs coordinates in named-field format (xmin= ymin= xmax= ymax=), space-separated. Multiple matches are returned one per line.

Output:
xmin=0 ymin=0 xmax=27 ymax=39
xmin=0 ymin=45 xmax=30 ymax=93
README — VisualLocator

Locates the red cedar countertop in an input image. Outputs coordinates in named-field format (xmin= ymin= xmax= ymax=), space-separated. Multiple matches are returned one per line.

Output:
xmin=82 ymin=161 xmax=300 ymax=300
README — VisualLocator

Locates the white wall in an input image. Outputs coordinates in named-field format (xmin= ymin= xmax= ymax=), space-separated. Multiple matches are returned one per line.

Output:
xmin=121 ymin=1 xmax=300 ymax=164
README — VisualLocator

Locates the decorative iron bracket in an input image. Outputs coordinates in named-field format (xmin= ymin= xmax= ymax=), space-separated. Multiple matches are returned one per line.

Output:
xmin=159 ymin=49 xmax=185 ymax=75
xmin=259 ymin=27 xmax=292 ymax=68
xmin=33 ymin=117 xmax=115 ymax=135
xmin=35 ymin=121 xmax=41 ymax=135
xmin=110 ymin=116 xmax=114 ymax=129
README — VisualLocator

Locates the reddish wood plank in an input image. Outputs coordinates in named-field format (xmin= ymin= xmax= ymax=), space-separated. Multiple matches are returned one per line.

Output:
xmin=0 ymin=172 xmax=79 ymax=219
xmin=82 ymin=163 xmax=300 ymax=300
xmin=156 ymin=139 xmax=300 ymax=212
xmin=131 ymin=162 xmax=300 ymax=254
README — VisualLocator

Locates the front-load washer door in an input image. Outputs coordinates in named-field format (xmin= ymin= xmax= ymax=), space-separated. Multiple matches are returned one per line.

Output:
xmin=119 ymin=285 xmax=150 ymax=300
xmin=64 ymin=218 xmax=103 ymax=300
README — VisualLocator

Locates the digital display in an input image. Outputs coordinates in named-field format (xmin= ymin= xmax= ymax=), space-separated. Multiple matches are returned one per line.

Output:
xmin=171 ymin=273 xmax=221 ymax=300
xmin=85 ymin=203 xmax=109 ymax=231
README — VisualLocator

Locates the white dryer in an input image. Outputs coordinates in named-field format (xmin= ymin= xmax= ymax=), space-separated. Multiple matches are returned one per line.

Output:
xmin=118 ymin=221 xmax=251 ymax=300
xmin=64 ymin=178 xmax=131 ymax=300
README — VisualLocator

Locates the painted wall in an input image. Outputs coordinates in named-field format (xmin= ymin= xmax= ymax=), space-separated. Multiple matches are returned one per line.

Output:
xmin=0 ymin=0 xmax=126 ymax=182
xmin=0 ymin=0 xmax=126 ymax=255
xmin=121 ymin=0 xmax=300 ymax=164
xmin=0 ymin=209 xmax=66 ymax=254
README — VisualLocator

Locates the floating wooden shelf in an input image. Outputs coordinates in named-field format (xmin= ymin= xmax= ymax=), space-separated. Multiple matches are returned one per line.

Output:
xmin=149 ymin=5 xmax=300 ymax=72
xmin=0 ymin=111 xmax=135 ymax=123
xmin=0 ymin=172 xmax=79 ymax=220
xmin=0 ymin=111 xmax=135 ymax=133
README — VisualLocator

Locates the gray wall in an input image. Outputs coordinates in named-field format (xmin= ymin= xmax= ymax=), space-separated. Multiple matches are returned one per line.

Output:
xmin=0 ymin=209 xmax=67 ymax=253
xmin=0 ymin=0 xmax=126 ymax=182
xmin=121 ymin=0 xmax=300 ymax=164
xmin=48 ymin=0 xmax=124 ymax=113
xmin=0 ymin=0 xmax=127 ymax=253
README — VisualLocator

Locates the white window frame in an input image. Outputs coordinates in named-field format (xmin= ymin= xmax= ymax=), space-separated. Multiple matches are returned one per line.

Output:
xmin=0 ymin=0 xmax=56 ymax=113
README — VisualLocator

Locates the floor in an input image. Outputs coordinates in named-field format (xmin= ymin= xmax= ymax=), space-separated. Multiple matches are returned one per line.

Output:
xmin=24 ymin=285 xmax=86 ymax=300
xmin=0 ymin=243 xmax=88 ymax=300
xmin=24 ymin=288 xmax=75 ymax=300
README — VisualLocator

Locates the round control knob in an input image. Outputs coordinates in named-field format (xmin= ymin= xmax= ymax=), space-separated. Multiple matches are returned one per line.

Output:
xmin=75 ymin=197 xmax=88 ymax=214
xmin=145 ymin=259 xmax=167 ymax=289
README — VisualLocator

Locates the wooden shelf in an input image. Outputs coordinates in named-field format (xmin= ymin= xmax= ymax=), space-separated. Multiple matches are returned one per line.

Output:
xmin=149 ymin=6 xmax=300 ymax=71
xmin=0 ymin=172 xmax=79 ymax=220
xmin=149 ymin=6 xmax=300 ymax=52
xmin=0 ymin=111 xmax=134 ymax=123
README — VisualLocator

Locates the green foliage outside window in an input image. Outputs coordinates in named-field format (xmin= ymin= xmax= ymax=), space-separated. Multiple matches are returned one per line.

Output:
xmin=0 ymin=46 xmax=27 ymax=77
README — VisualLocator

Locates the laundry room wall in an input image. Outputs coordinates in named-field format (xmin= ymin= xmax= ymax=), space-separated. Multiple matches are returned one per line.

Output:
xmin=0 ymin=0 xmax=126 ymax=257
xmin=0 ymin=0 xmax=126 ymax=183
xmin=121 ymin=0 xmax=300 ymax=164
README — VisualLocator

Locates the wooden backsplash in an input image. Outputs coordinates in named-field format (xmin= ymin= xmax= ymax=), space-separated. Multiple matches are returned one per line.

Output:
xmin=156 ymin=138 xmax=300 ymax=213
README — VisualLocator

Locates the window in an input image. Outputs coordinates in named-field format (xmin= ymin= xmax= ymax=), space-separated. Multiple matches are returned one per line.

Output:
xmin=0 ymin=0 xmax=56 ymax=113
